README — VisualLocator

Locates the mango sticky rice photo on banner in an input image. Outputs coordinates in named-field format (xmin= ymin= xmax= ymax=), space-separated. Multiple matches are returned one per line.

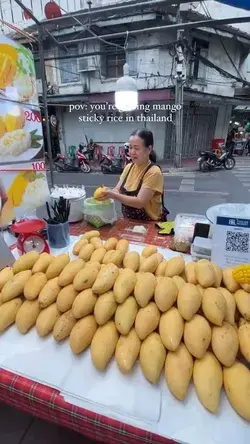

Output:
xmin=0 ymin=100 xmax=44 ymax=164
xmin=0 ymin=36 xmax=39 ymax=106
xmin=0 ymin=165 xmax=50 ymax=228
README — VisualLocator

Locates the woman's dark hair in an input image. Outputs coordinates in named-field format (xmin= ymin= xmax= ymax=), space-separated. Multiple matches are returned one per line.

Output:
xmin=130 ymin=129 xmax=157 ymax=163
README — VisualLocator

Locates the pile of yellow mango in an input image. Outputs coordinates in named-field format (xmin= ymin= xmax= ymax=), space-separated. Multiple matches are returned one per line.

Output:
xmin=0 ymin=231 xmax=250 ymax=422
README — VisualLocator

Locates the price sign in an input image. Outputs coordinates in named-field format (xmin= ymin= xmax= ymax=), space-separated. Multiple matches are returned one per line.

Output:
xmin=25 ymin=110 xmax=41 ymax=123
xmin=32 ymin=161 xmax=46 ymax=171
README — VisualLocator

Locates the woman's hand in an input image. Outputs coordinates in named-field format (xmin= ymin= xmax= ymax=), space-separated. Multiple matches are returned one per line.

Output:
xmin=101 ymin=189 xmax=120 ymax=200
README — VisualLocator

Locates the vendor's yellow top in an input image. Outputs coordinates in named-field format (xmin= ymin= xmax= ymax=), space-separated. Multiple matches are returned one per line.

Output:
xmin=120 ymin=161 xmax=163 ymax=220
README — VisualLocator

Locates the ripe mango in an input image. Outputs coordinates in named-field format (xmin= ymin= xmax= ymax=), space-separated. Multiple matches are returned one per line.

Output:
xmin=0 ymin=115 xmax=6 ymax=138
xmin=5 ymin=106 xmax=26 ymax=132
xmin=94 ymin=185 xmax=107 ymax=200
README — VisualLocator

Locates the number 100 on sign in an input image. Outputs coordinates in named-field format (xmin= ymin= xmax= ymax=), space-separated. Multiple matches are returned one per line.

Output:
xmin=32 ymin=162 xmax=45 ymax=171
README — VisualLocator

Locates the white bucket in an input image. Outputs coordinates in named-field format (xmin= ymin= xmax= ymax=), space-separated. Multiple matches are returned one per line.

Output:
xmin=50 ymin=195 xmax=86 ymax=223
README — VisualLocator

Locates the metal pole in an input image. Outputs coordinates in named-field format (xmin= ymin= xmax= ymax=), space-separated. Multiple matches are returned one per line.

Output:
xmin=38 ymin=26 xmax=54 ymax=187
xmin=174 ymin=8 xmax=184 ymax=169
xmin=43 ymin=0 xmax=191 ymax=24
xmin=13 ymin=0 xmax=65 ymax=49
xmin=58 ymin=15 xmax=250 ymax=46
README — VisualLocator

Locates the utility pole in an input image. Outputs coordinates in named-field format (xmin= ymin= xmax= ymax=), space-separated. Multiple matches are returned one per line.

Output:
xmin=38 ymin=26 xmax=54 ymax=187
xmin=13 ymin=0 xmax=55 ymax=186
xmin=174 ymin=7 xmax=185 ymax=169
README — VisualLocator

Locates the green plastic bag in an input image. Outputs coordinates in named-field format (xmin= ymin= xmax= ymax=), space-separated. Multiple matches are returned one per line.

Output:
xmin=83 ymin=198 xmax=117 ymax=228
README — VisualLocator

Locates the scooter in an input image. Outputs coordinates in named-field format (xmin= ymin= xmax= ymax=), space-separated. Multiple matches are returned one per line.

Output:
xmin=101 ymin=143 xmax=131 ymax=174
xmin=197 ymin=147 xmax=235 ymax=172
xmin=76 ymin=149 xmax=91 ymax=173
xmin=54 ymin=151 xmax=91 ymax=173
xmin=54 ymin=153 xmax=79 ymax=172
xmin=79 ymin=142 xmax=95 ymax=162
xmin=79 ymin=142 xmax=115 ymax=167
xmin=101 ymin=155 xmax=124 ymax=174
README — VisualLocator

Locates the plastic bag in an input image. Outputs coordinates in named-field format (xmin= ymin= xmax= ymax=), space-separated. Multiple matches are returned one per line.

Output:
xmin=174 ymin=213 xmax=209 ymax=253
xmin=83 ymin=198 xmax=117 ymax=228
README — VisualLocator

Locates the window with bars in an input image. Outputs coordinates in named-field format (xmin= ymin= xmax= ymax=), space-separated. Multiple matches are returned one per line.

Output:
xmin=191 ymin=38 xmax=209 ymax=81
xmin=101 ymin=38 xmax=126 ymax=79
xmin=58 ymin=46 xmax=80 ymax=84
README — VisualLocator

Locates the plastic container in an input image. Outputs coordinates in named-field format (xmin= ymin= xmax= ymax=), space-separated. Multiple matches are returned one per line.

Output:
xmin=191 ymin=244 xmax=211 ymax=262
xmin=50 ymin=187 xmax=86 ymax=223
xmin=83 ymin=198 xmax=117 ymax=228
xmin=192 ymin=236 xmax=212 ymax=256
xmin=174 ymin=213 xmax=209 ymax=253
xmin=47 ymin=221 xmax=70 ymax=249
xmin=66 ymin=196 xmax=85 ymax=223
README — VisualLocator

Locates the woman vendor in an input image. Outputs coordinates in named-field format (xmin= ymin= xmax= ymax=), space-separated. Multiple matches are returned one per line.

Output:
xmin=102 ymin=129 xmax=168 ymax=221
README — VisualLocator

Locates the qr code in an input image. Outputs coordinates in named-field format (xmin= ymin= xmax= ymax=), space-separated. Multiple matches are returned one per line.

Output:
xmin=225 ymin=231 xmax=250 ymax=253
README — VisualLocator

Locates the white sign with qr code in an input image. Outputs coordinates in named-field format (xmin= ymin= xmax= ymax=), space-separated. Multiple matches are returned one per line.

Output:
xmin=211 ymin=216 xmax=250 ymax=268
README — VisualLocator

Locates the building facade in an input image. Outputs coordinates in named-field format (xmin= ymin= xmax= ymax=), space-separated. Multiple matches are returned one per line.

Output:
xmin=2 ymin=0 xmax=250 ymax=159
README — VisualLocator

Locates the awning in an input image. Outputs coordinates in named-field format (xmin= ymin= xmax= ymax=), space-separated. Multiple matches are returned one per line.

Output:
xmin=42 ymin=88 xmax=174 ymax=104
xmin=234 ymin=105 xmax=250 ymax=111
xmin=219 ymin=0 xmax=250 ymax=10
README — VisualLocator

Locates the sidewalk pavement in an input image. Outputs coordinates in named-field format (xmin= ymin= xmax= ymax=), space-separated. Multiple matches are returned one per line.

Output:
xmin=48 ymin=158 xmax=199 ymax=174
xmin=89 ymin=158 xmax=199 ymax=173
xmin=158 ymin=158 xmax=198 ymax=173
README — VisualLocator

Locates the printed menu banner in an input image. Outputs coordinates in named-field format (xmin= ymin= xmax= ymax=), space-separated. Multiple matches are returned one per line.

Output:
xmin=0 ymin=35 xmax=39 ymax=107
xmin=0 ymin=36 xmax=49 ymax=227
xmin=0 ymin=164 xmax=49 ymax=228
xmin=0 ymin=99 xmax=44 ymax=164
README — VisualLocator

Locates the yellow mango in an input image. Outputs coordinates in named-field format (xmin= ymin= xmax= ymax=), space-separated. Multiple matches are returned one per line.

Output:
xmin=5 ymin=106 xmax=25 ymax=132
xmin=165 ymin=343 xmax=193 ymax=401
xmin=94 ymin=186 xmax=107 ymax=200
xmin=224 ymin=362 xmax=250 ymax=421
xmin=193 ymin=352 xmax=223 ymax=414
xmin=0 ymin=51 xmax=17 ymax=89
xmin=7 ymin=172 xmax=29 ymax=208
xmin=0 ymin=115 xmax=6 ymax=138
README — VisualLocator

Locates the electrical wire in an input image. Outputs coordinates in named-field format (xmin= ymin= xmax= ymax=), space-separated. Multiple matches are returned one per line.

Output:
xmin=58 ymin=4 xmax=124 ymax=50
xmin=200 ymin=1 xmax=245 ymax=81
xmin=0 ymin=18 xmax=37 ymax=42
xmin=45 ymin=62 xmax=174 ymax=81
xmin=184 ymin=41 xmax=250 ymax=86
xmin=51 ymin=43 xmax=238 ymax=88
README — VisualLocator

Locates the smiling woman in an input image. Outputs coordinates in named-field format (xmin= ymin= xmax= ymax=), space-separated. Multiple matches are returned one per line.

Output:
xmin=99 ymin=129 xmax=169 ymax=221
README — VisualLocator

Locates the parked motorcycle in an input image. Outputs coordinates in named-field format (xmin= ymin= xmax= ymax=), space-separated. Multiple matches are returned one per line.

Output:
xmin=79 ymin=142 xmax=114 ymax=166
xmin=54 ymin=150 xmax=91 ymax=173
xmin=101 ymin=155 xmax=124 ymax=174
xmin=54 ymin=154 xmax=78 ymax=172
xmin=76 ymin=148 xmax=91 ymax=173
xmin=79 ymin=142 xmax=95 ymax=162
xmin=101 ymin=143 xmax=131 ymax=174
xmin=197 ymin=148 xmax=235 ymax=172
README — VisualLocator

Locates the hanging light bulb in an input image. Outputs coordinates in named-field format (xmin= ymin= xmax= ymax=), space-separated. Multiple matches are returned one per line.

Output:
xmin=115 ymin=63 xmax=138 ymax=112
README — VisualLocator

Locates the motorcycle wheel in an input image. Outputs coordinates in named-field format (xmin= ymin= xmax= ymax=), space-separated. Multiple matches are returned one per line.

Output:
xmin=81 ymin=163 xmax=91 ymax=173
xmin=55 ymin=164 xmax=63 ymax=172
xmin=199 ymin=159 xmax=210 ymax=172
xmin=224 ymin=157 xmax=236 ymax=170
xmin=101 ymin=165 xmax=109 ymax=174
xmin=100 ymin=159 xmax=110 ymax=168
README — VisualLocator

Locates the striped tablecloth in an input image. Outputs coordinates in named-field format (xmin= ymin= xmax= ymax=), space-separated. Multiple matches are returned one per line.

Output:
xmin=0 ymin=218 xmax=175 ymax=443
